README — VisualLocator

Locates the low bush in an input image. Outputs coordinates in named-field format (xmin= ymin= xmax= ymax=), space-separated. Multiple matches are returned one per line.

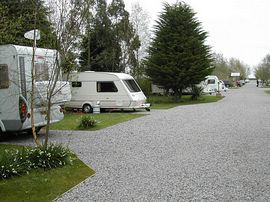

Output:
xmin=28 ymin=144 xmax=72 ymax=169
xmin=191 ymin=85 xmax=203 ymax=100
xmin=0 ymin=144 xmax=73 ymax=180
xmin=0 ymin=148 xmax=31 ymax=179
xmin=78 ymin=115 xmax=97 ymax=129
xmin=137 ymin=79 xmax=152 ymax=96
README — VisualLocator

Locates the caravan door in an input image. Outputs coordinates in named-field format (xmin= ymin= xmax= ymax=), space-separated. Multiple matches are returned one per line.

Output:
xmin=96 ymin=81 xmax=131 ymax=108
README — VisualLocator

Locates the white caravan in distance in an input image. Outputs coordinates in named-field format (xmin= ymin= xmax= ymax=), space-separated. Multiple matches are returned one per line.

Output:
xmin=65 ymin=71 xmax=150 ymax=112
xmin=0 ymin=44 xmax=71 ymax=134
xmin=201 ymin=75 xmax=219 ymax=94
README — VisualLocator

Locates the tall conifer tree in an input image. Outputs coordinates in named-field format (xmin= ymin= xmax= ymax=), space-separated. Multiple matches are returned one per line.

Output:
xmin=0 ymin=0 xmax=55 ymax=48
xmin=145 ymin=2 xmax=213 ymax=100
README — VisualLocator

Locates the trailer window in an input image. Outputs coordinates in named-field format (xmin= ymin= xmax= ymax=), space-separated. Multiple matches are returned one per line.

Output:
xmin=72 ymin=81 xmax=82 ymax=87
xmin=0 ymin=64 xmax=9 ymax=89
xmin=35 ymin=62 xmax=49 ymax=81
xmin=123 ymin=79 xmax=141 ymax=92
xmin=207 ymin=79 xmax=216 ymax=84
xmin=97 ymin=82 xmax=118 ymax=92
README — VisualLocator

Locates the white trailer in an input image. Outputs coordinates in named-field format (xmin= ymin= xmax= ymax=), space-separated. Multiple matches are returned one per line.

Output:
xmin=0 ymin=44 xmax=71 ymax=134
xmin=201 ymin=75 xmax=220 ymax=94
xmin=65 ymin=71 xmax=150 ymax=112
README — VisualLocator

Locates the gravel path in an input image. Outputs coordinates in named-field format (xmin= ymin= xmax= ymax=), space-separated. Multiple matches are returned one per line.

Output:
xmin=4 ymin=81 xmax=270 ymax=201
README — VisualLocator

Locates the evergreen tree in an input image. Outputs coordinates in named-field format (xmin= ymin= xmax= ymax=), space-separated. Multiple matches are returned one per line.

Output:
xmin=79 ymin=0 xmax=121 ymax=71
xmin=108 ymin=0 xmax=138 ymax=72
xmin=0 ymin=0 xmax=56 ymax=48
xmin=79 ymin=0 xmax=139 ymax=73
xmin=145 ymin=2 xmax=213 ymax=101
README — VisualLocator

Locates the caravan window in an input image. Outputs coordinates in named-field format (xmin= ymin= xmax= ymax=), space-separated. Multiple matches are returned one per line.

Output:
xmin=207 ymin=79 xmax=216 ymax=84
xmin=97 ymin=82 xmax=118 ymax=92
xmin=123 ymin=79 xmax=141 ymax=92
xmin=0 ymin=64 xmax=9 ymax=89
xmin=72 ymin=82 xmax=82 ymax=87
xmin=35 ymin=62 xmax=49 ymax=81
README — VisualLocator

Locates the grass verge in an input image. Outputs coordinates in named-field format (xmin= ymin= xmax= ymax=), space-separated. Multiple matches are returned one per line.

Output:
xmin=0 ymin=144 xmax=95 ymax=202
xmin=148 ymin=95 xmax=224 ymax=109
xmin=265 ymin=90 xmax=270 ymax=94
xmin=262 ymin=85 xmax=270 ymax=88
xmin=50 ymin=112 xmax=145 ymax=130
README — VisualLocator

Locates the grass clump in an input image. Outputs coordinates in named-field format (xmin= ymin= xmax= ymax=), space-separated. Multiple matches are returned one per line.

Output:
xmin=191 ymin=85 xmax=204 ymax=100
xmin=77 ymin=115 xmax=98 ymax=129
xmin=28 ymin=144 xmax=72 ymax=169
xmin=0 ymin=147 xmax=31 ymax=179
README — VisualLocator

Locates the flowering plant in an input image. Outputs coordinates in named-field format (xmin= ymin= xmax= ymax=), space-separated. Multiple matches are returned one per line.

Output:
xmin=0 ymin=144 xmax=73 ymax=180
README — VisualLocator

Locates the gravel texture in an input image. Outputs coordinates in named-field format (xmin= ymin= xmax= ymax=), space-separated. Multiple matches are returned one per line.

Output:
xmin=4 ymin=82 xmax=270 ymax=201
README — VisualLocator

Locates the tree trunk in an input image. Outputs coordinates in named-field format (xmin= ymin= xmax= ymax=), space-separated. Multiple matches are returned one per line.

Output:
xmin=173 ymin=88 xmax=182 ymax=103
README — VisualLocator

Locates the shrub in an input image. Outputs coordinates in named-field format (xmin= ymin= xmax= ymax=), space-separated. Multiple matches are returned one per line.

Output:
xmin=0 ymin=148 xmax=31 ymax=179
xmin=137 ymin=79 xmax=152 ymax=96
xmin=0 ymin=144 xmax=73 ymax=180
xmin=78 ymin=115 xmax=97 ymax=129
xmin=191 ymin=85 xmax=203 ymax=100
xmin=28 ymin=144 xmax=73 ymax=169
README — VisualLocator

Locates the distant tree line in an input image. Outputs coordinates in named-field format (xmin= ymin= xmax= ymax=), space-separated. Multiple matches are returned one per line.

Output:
xmin=3 ymin=0 xmax=251 ymax=100
xmin=255 ymin=55 xmax=270 ymax=83
xmin=212 ymin=53 xmax=249 ymax=81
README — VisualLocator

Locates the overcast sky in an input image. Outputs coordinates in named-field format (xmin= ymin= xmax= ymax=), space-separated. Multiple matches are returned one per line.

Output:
xmin=123 ymin=0 xmax=270 ymax=70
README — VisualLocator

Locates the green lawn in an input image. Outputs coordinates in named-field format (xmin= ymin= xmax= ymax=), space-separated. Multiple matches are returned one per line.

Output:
xmin=50 ymin=112 xmax=145 ymax=130
xmin=0 ymin=144 xmax=95 ymax=202
xmin=148 ymin=95 xmax=224 ymax=109
xmin=265 ymin=90 xmax=270 ymax=94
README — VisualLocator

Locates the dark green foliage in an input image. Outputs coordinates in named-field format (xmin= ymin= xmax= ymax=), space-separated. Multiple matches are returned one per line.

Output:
xmin=256 ymin=54 xmax=270 ymax=83
xmin=79 ymin=0 xmax=139 ymax=73
xmin=79 ymin=0 xmax=119 ymax=71
xmin=28 ymin=144 xmax=72 ymax=169
xmin=0 ymin=144 xmax=73 ymax=180
xmin=0 ymin=148 xmax=31 ymax=179
xmin=0 ymin=0 xmax=56 ymax=48
xmin=137 ymin=78 xmax=152 ymax=96
xmin=145 ymin=2 xmax=213 ymax=101
xmin=78 ymin=115 xmax=98 ymax=129
xmin=191 ymin=85 xmax=203 ymax=100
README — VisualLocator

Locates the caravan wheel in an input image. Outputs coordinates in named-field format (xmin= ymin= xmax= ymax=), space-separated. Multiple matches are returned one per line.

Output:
xmin=83 ymin=104 xmax=93 ymax=113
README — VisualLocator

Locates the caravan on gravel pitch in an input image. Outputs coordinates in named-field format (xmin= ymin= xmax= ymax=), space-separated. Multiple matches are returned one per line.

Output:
xmin=65 ymin=71 xmax=150 ymax=112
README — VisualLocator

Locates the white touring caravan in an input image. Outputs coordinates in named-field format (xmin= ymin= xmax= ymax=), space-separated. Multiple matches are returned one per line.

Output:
xmin=0 ymin=44 xmax=71 ymax=134
xmin=65 ymin=71 xmax=150 ymax=112
xmin=201 ymin=75 xmax=220 ymax=94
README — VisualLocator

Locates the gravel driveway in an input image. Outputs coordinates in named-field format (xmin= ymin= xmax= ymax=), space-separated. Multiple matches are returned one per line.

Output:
xmin=5 ymin=81 xmax=270 ymax=201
